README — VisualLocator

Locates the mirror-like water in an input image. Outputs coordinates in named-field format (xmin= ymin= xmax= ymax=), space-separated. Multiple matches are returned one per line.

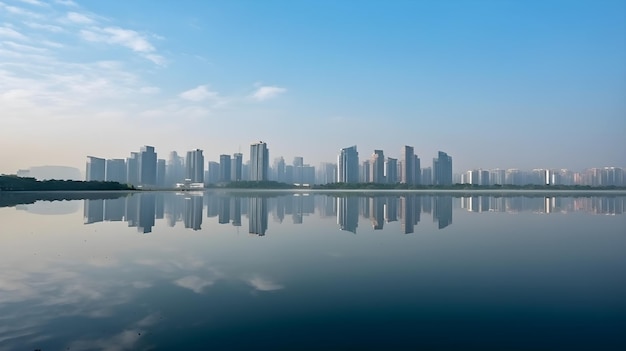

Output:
xmin=1 ymin=191 xmax=624 ymax=350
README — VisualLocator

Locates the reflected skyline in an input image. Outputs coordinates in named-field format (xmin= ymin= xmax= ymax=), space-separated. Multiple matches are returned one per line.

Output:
xmin=77 ymin=193 xmax=626 ymax=235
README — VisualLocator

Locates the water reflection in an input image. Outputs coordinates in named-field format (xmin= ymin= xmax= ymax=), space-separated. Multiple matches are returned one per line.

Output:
xmin=1 ymin=192 xmax=625 ymax=351
xmin=78 ymin=193 xmax=626 ymax=235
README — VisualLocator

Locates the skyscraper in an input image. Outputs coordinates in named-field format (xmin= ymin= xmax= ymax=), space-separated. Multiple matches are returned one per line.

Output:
xmin=185 ymin=149 xmax=204 ymax=183
xmin=126 ymin=152 xmax=139 ymax=186
xmin=156 ymin=159 xmax=166 ymax=187
xmin=86 ymin=156 xmax=105 ymax=181
xmin=232 ymin=153 xmax=243 ymax=181
xmin=166 ymin=151 xmax=185 ymax=186
xmin=293 ymin=156 xmax=304 ymax=185
xmin=413 ymin=155 xmax=421 ymax=185
xmin=273 ymin=157 xmax=286 ymax=182
xmin=400 ymin=146 xmax=414 ymax=185
xmin=433 ymin=151 xmax=453 ymax=185
xmin=370 ymin=150 xmax=385 ymax=183
xmin=385 ymin=157 xmax=398 ymax=184
xmin=250 ymin=141 xmax=269 ymax=181
xmin=337 ymin=145 xmax=359 ymax=183
xmin=105 ymin=159 xmax=126 ymax=183
xmin=219 ymin=154 xmax=231 ymax=182
xmin=139 ymin=146 xmax=157 ymax=186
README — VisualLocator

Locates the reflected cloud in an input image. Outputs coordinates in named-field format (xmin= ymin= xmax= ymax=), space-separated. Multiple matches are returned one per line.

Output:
xmin=246 ymin=276 xmax=284 ymax=292
xmin=174 ymin=275 xmax=216 ymax=294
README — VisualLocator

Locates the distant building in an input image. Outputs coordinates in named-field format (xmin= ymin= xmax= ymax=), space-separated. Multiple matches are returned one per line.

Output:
xmin=139 ymin=146 xmax=157 ymax=186
xmin=385 ymin=157 xmax=398 ymax=184
xmin=273 ymin=157 xmax=286 ymax=182
xmin=318 ymin=162 xmax=337 ymax=184
xmin=422 ymin=167 xmax=432 ymax=185
xmin=206 ymin=161 xmax=220 ymax=184
xmin=413 ymin=155 xmax=421 ymax=185
xmin=166 ymin=151 xmax=185 ymax=186
xmin=337 ymin=145 xmax=359 ymax=183
xmin=370 ymin=150 xmax=385 ymax=183
xmin=86 ymin=156 xmax=105 ymax=181
xmin=183 ymin=149 xmax=204 ymax=184
xmin=126 ymin=152 xmax=139 ymax=186
xmin=232 ymin=153 xmax=243 ymax=181
xmin=360 ymin=160 xmax=370 ymax=183
xmin=157 ymin=159 xmax=166 ymax=187
xmin=433 ymin=151 xmax=452 ymax=185
xmin=250 ymin=141 xmax=269 ymax=181
xmin=105 ymin=159 xmax=126 ymax=183
xmin=218 ymin=154 xmax=231 ymax=183
xmin=400 ymin=146 xmax=414 ymax=185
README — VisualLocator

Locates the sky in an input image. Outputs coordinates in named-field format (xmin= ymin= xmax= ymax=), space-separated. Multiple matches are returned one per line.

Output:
xmin=1 ymin=0 xmax=625 ymax=174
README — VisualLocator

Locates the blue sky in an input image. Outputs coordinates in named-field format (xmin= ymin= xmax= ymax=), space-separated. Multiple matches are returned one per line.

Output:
xmin=1 ymin=0 xmax=624 ymax=174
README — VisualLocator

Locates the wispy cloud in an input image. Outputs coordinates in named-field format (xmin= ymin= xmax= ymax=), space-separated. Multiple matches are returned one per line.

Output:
xmin=66 ymin=11 xmax=94 ymax=24
xmin=80 ymin=26 xmax=165 ymax=66
xmin=179 ymin=85 xmax=219 ymax=102
xmin=0 ymin=26 xmax=28 ymax=41
xmin=55 ymin=0 xmax=77 ymax=6
xmin=251 ymin=85 xmax=287 ymax=101
xmin=246 ymin=276 xmax=284 ymax=291
xmin=18 ymin=0 xmax=47 ymax=6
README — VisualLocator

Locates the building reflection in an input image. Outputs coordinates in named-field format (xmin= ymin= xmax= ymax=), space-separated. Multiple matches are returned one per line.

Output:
xmin=184 ymin=195 xmax=203 ymax=230
xmin=337 ymin=196 xmax=359 ymax=233
xmin=83 ymin=194 xmax=625 ymax=234
xmin=249 ymin=197 xmax=268 ymax=236
xmin=433 ymin=195 xmax=452 ymax=229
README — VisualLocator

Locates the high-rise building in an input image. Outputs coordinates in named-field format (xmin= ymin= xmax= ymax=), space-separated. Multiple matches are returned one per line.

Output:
xmin=139 ymin=146 xmax=157 ymax=186
xmin=250 ymin=141 xmax=269 ymax=181
xmin=318 ymin=162 xmax=337 ymax=184
xmin=206 ymin=161 xmax=220 ymax=184
xmin=219 ymin=154 xmax=231 ymax=182
xmin=185 ymin=149 xmax=204 ymax=183
xmin=105 ymin=159 xmax=126 ymax=183
xmin=337 ymin=145 xmax=359 ymax=183
xmin=232 ymin=153 xmax=243 ymax=181
xmin=400 ymin=146 xmax=414 ymax=185
xmin=385 ymin=157 xmax=398 ymax=184
xmin=166 ymin=151 xmax=185 ymax=186
xmin=433 ymin=151 xmax=452 ymax=185
xmin=156 ymin=159 xmax=166 ymax=187
xmin=413 ymin=155 xmax=421 ymax=185
xmin=421 ymin=167 xmax=432 ymax=185
xmin=273 ymin=157 xmax=286 ymax=182
xmin=86 ymin=156 xmax=105 ymax=181
xmin=360 ymin=160 xmax=370 ymax=183
xmin=293 ymin=156 xmax=304 ymax=185
xmin=126 ymin=152 xmax=139 ymax=186
xmin=370 ymin=150 xmax=385 ymax=183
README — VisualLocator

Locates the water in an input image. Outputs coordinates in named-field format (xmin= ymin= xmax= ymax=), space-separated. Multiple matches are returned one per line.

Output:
xmin=1 ymin=191 xmax=625 ymax=350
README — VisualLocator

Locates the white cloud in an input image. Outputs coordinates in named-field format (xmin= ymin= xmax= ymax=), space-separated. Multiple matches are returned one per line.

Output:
xmin=139 ymin=86 xmax=160 ymax=94
xmin=66 ymin=11 xmax=94 ymax=24
xmin=102 ymin=27 xmax=154 ymax=52
xmin=179 ymin=85 xmax=219 ymax=102
xmin=0 ymin=26 xmax=27 ymax=40
xmin=251 ymin=85 xmax=287 ymax=101
xmin=0 ymin=3 xmax=43 ymax=18
xmin=55 ymin=0 xmax=77 ymax=6
xmin=2 ymin=40 xmax=48 ymax=53
xmin=247 ymin=276 xmax=284 ymax=291
xmin=23 ymin=21 xmax=64 ymax=33
xmin=18 ymin=0 xmax=47 ymax=6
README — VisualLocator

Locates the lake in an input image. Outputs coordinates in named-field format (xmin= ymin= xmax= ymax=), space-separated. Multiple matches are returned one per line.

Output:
xmin=0 ymin=191 xmax=624 ymax=350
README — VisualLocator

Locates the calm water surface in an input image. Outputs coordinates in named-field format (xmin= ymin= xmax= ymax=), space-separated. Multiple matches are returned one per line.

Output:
xmin=0 ymin=191 xmax=625 ymax=350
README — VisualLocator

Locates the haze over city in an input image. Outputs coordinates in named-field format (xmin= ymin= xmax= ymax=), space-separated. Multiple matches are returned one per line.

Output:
xmin=1 ymin=0 xmax=625 ymax=175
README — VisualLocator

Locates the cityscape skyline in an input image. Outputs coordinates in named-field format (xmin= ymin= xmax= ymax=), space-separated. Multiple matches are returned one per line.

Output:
xmin=1 ymin=1 xmax=624 ymax=174
xmin=70 ymin=142 xmax=626 ymax=188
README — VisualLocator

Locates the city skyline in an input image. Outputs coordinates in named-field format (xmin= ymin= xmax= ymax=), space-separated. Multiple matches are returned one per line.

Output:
xmin=1 ymin=0 xmax=625 ymax=174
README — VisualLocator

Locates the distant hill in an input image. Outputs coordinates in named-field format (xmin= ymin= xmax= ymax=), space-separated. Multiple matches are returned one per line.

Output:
xmin=19 ymin=166 xmax=82 ymax=181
